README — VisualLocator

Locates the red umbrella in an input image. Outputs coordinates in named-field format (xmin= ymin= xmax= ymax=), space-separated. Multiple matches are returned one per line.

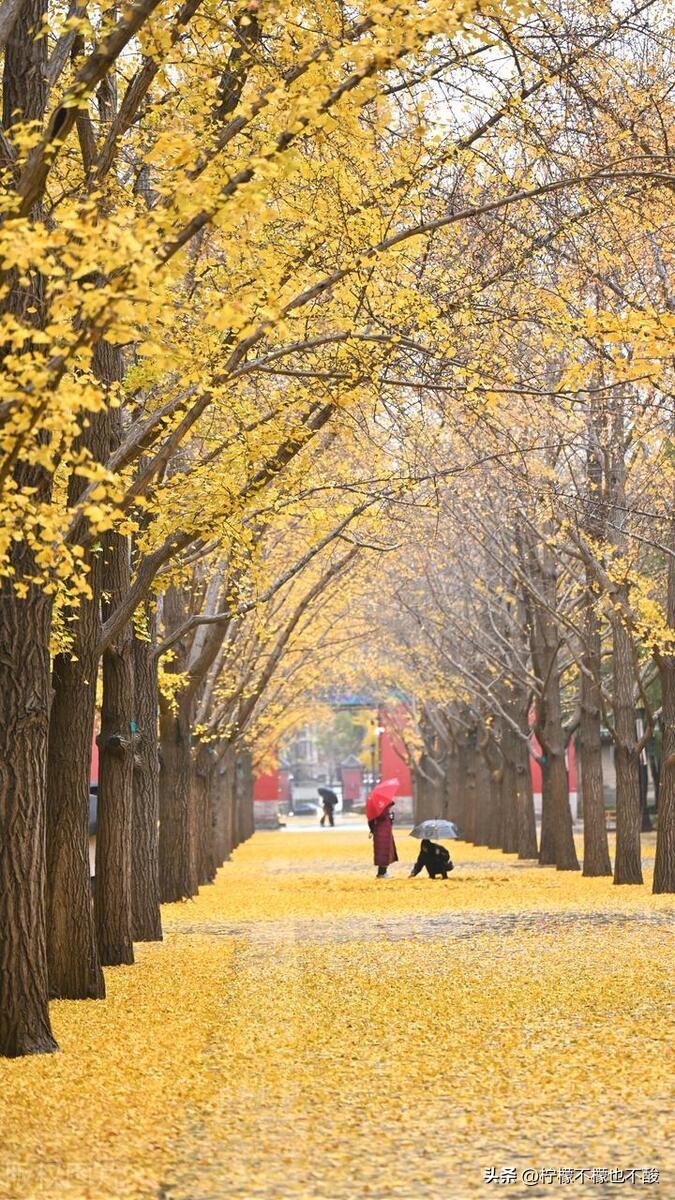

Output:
xmin=366 ymin=778 xmax=399 ymax=821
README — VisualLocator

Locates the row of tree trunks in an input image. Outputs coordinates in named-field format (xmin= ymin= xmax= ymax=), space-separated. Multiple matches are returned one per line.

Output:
xmin=413 ymin=709 xmax=537 ymax=862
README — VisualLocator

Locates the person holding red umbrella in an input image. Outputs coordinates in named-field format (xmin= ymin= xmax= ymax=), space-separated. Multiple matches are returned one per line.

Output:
xmin=366 ymin=778 xmax=399 ymax=878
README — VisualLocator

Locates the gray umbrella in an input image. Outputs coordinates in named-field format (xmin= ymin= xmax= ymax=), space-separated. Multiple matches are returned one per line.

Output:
xmin=410 ymin=819 xmax=459 ymax=840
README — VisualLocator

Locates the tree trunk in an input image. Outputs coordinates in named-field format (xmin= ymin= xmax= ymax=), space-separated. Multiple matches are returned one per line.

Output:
xmin=0 ymin=579 xmax=57 ymax=1057
xmin=131 ymin=624 xmax=162 ymax=941
xmin=653 ymin=512 xmax=675 ymax=892
xmin=0 ymin=0 xmax=58 ymax=1058
xmin=236 ymin=748 xmax=255 ymax=843
xmin=654 ymin=682 xmax=675 ymax=892
xmin=612 ymin=616 xmax=643 ymax=884
xmin=194 ymin=742 xmax=217 ymax=886
xmin=474 ymin=751 xmax=491 ymax=846
xmin=462 ymin=732 xmax=478 ymax=843
xmin=503 ymin=688 xmax=537 ymax=860
xmin=486 ymin=766 xmax=502 ymax=849
xmin=211 ymin=753 xmax=228 ymax=868
xmin=500 ymin=731 xmax=518 ymax=854
xmin=456 ymin=734 xmax=470 ymax=836
xmin=542 ymin=749 xmax=578 ymax=870
xmin=478 ymin=730 xmax=502 ymax=849
xmin=579 ymin=400 xmax=612 ymax=875
xmin=95 ymin=533 xmax=135 ymax=964
xmin=527 ymin=543 xmax=579 ymax=871
xmin=606 ymin=396 xmax=642 ymax=884
xmin=639 ymin=761 xmax=653 ymax=832
xmin=159 ymin=693 xmax=196 ymax=900
xmin=444 ymin=737 xmax=461 ymax=824
xmin=414 ymin=757 xmax=434 ymax=822
xmin=579 ymin=601 xmax=612 ymax=876
xmin=46 ymin=633 xmax=105 ymax=997
xmin=538 ymin=769 xmax=557 ymax=865
xmin=215 ymin=743 xmax=235 ymax=863
xmin=514 ymin=738 xmax=537 ymax=859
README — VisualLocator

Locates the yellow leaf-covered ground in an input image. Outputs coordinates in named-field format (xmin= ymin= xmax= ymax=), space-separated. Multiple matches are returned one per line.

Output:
xmin=1 ymin=827 xmax=672 ymax=1199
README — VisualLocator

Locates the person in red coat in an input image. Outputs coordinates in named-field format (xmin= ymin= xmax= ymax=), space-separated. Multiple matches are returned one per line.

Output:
xmin=368 ymin=802 xmax=398 ymax=878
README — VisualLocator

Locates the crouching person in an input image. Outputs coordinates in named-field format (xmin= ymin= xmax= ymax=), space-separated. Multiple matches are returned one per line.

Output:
xmin=409 ymin=838 xmax=454 ymax=879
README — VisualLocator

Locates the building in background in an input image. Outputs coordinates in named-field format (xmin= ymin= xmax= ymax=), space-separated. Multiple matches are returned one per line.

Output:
xmin=253 ymin=698 xmax=414 ymax=826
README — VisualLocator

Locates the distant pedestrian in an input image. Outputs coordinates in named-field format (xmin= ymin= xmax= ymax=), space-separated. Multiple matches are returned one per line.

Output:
xmin=409 ymin=838 xmax=454 ymax=879
xmin=318 ymin=787 xmax=338 ymax=827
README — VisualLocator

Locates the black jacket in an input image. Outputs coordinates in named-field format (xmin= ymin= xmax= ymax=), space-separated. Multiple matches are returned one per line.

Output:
xmin=410 ymin=839 xmax=454 ymax=878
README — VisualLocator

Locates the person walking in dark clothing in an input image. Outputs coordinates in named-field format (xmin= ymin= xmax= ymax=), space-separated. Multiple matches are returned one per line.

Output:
xmin=318 ymin=787 xmax=338 ymax=827
xmin=409 ymin=838 xmax=454 ymax=879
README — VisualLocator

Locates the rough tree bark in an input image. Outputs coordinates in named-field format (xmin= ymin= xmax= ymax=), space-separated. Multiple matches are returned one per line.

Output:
xmin=0 ymin=572 xmax=57 ymax=1057
xmin=514 ymin=736 xmax=538 ymax=860
xmin=579 ymin=601 xmax=612 ymax=876
xmin=444 ymin=730 xmax=461 ymax=825
xmin=462 ymin=728 xmax=478 ymax=844
xmin=131 ymin=615 xmax=162 ymax=941
xmin=474 ymin=749 xmax=492 ymax=846
xmin=611 ymin=616 xmax=643 ymax=884
xmin=608 ymin=401 xmax=643 ymax=885
xmin=159 ymin=691 xmax=195 ymax=901
xmin=194 ymin=741 xmax=217 ymax=886
xmin=235 ymin=747 xmax=255 ymax=845
xmin=211 ymin=761 xmax=229 ymax=868
xmin=499 ymin=725 xmax=519 ymax=854
xmin=95 ymin=531 xmax=135 ymax=964
xmin=478 ymin=730 xmax=502 ymax=849
xmin=502 ymin=686 xmax=537 ymax=860
xmin=0 ymin=0 xmax=58 ymax=1057
xmin=219 ymin=743 xmax=237 ymax=861
xmin=653 ymin=509 xmax=675 ymax=891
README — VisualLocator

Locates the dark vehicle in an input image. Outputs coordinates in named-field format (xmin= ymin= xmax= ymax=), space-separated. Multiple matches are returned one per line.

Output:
xmin=289 ymin=800 xmax=320 ymax=816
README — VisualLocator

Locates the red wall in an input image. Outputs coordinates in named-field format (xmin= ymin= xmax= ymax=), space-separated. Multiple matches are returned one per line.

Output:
xmin=253 ymin=770 xmax=280 ymax=802
xmin=341 ymin=766 xmax=362 ymax=802
xmin=380 ymin=717 xmax=413 ymax=796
